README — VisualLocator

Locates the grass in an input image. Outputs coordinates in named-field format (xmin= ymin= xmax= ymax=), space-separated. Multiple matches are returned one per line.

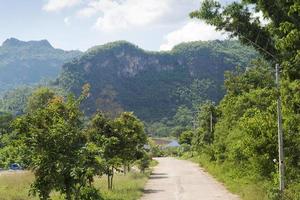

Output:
xmin=0 ymin=169 xmax=152 ymax=200
xmin=96 ymin=172 xmax=149 ymax=200
xmin=0 ymin=171 xmax=36 ymax=200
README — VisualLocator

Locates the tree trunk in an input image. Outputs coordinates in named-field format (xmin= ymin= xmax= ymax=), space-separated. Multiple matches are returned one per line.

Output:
xmin=127 ymin=164 xmax=131 ymax=172
xmin=123 ymin=164 xmax=127 ymax=175
xmin=64 ymin=176 xmax=72 ymax=200
xmin=107 ymin=174 xmax=111 ymax=190
xmin=110 ymin=168 xmax=114 ymax=190
xmin=65 ymin=185 xmax=72 ymax=200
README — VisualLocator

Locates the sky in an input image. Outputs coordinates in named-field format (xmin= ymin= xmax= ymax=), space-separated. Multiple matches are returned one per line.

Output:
xmin=0 ymin=0 xmax=233 ymax=51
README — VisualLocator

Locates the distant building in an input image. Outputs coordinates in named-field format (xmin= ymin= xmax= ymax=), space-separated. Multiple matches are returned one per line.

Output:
xmin=166 ymin=140 xmax=180 ymax=148
xmin=152 ymin=138 xmax=171 ymax=146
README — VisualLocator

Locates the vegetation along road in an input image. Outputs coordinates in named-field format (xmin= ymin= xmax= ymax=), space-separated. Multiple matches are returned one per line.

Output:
xmin=141 ymin=157 xmax=239 ymax=200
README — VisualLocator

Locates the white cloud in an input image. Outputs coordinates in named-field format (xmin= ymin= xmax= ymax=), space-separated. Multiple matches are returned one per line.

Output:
xmin=64 ymin=17 xmax=71 ymax=26
xmin=160 ymin=21 xmax=227 ymax=51
xmin=77 ymin=0 xmax=117 ymax=18
xmin=43 ymin=0 xmax=81 ymax=12
xmin=252 ymin=11 xmax=270 ymax=26
xmin=94 ymin=0 xmax=170 ymax=31
xmin=76 ymin=0 xmax=199 ymax=32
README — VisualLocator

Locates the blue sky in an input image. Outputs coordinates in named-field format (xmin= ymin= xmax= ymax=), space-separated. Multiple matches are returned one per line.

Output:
xmin=0 ymin=0 xmax=232 ymax=51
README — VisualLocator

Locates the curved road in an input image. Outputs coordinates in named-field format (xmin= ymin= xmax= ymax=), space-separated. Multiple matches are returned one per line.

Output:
xmin=141 ymin=157 xmax=239 ymax=200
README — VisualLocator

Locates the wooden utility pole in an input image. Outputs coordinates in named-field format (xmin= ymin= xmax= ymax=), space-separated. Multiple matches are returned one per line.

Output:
xmin=276 ymin=63 xmax=285 ymax=192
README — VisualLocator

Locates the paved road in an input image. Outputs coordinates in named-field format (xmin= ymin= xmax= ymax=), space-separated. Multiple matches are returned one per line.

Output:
xmin=141 ymin=157 xmax=239 ymax=200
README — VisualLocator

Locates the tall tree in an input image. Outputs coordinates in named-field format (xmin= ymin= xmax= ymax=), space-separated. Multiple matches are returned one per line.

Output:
xmin=13 ymin=88 xmax=101 ymax=200
xmin=87 ymin=112 xmax=119 ymax=190
xmin=113 ymin=112 xmax=147 ymax=173
xmin=190 ymin=0 xmax=300 ymax=69
xmin=26 ymin=87 xmax=55 ymax=112
xmin=191 ymin=0 xmax=300 ymax=190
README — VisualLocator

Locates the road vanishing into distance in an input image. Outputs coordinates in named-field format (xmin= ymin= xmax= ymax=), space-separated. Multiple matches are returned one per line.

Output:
xmin=141 ymin=157 xmax=239 ymax=200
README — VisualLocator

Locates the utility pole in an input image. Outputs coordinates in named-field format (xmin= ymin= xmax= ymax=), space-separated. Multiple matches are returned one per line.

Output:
xmin=210 ymin=111 xmax=213 ymax=134
xmin=275 ymin=63 xmax=285 ymax=193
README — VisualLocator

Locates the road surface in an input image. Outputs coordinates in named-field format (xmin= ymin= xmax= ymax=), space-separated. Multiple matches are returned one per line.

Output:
xmin=141 ymin=157 xmax=239 ymax=200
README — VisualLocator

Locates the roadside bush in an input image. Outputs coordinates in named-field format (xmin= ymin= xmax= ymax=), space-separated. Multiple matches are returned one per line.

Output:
xmin=79 ymin=186 xmax=103 ymax=200
xmin=164 ymin=147 xmax=179 ymax=157
xmin=136 ymin=153 xmax=151 ymax=173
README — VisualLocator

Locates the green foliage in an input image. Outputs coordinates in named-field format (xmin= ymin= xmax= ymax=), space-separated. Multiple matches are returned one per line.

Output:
xmin=0 ymin=112 xmax=22 ymax=168
xmin=187 ymin=60 xmax=300 ymax=199
xmin=0 ymin=112 xmax=12 ymax=135
xmin=0 ymin=38 xmax=81 ymax=94
xmin=208 ymin=62 xmax=279 ymax=173
xmin=148 ymin=139 xmax=164 ymax=157
xmin=0 ymin=84 xmax=150 ymax=199
xmin=0 ymin=171 xmax=150 ymax=200
xmin=190 ymin=2 xmax=300 ymax=197
xmin=87 ymin=112 xmax=148 ymax=190
xmin=178 ymin=130 xmax=193 ymax=145
xmin=78 ymin=186 xmax=103 ymax=200
xmin=191 ymin=0 xmax=300 ymax=76
xmin=145 ymin=120 xmax=170 ymax=137
xmin=58 ymin=40 xmax=257 ymax=121
xmin=26 ymin=87 xmax=55 ymax=112
xmin=0 ymin=86 xmax=33 ymax=114
xmin=146 ymin=106 xmax=193 ymax=138
xmin=113 ymin=112 xmax=147 ymax=165
xmin=176 ymin=79 xmax=217 ymax=109
xmin=12 ymin=92 xmax=99 ymax=200
xmin=136 ymin=152 xmax=151 ymax=173
xmin=193 ymin=101 xmax=217 ymax=150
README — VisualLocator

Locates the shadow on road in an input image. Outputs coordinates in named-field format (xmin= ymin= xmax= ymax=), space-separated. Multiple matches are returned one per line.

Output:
xmin=149 ymin=172 xmax=168 ymax=179
xmin=149 ymin=176 xmax=168 ymax=179
xmin=150 ymin=172 xmax=168 ymax=176
xmin=142 ymin=189 xmax=164 ymax=194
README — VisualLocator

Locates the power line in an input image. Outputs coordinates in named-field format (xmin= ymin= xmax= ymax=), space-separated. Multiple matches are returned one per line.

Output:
xmin=238 ymin=34 xmax=277 ymax=60
xmin=230 ymin=32 xmax=284 ymax=192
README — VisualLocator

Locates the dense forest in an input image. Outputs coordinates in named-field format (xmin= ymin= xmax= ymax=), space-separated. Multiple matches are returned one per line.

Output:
xmin=0 ymin=0 xmax=299 ymax=199
xmin=176 ymin=0 xmax=300 ymax=199
xmin=0 ymin=38 xmax=82 ymax=94
xmin=0 ymin=39 xmax=257 ymax=122
xmin=58 ymin=40 xmax=257 ymax=121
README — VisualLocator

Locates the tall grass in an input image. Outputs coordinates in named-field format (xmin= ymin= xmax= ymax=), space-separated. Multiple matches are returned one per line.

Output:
xmin=0 ymin=170 xmax=150 ymax=200
xmin=0 ymin=171 xmax=36 ymax=200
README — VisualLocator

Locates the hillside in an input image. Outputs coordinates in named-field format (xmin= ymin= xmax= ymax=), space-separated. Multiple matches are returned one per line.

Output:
xmin=58 ymin=40 xmax=258 ymax=121
xmin=0 ymin=38 xmax=82 ymax=94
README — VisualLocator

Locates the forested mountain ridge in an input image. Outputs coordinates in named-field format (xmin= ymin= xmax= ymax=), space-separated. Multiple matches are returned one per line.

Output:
xmin=0 ymin=38 xmax=82 ymax=94
xmin=58 ymin=40 xmax=258 ymax=121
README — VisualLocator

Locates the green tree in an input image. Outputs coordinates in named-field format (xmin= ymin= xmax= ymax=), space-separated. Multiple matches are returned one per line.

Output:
xmin=0 ymin=86 xmax=32 ymax=115
xmin=168 ymin=106 xmax=193 ymax=138
xmin=179 ymin=130 xmax=193 ymax=145
xmin=193 ymin=101 xmax=217 ymax=152
xmin=26 ymin=87 xmax=55 ymax=112
xmin=113 ymin=112 xmax=147 ymax=173
xmin=136 ymin=151 xmax=151 ymax=173
xmin=87 ymin=112 xmax=119 ymax=190
xmin=13 ymin=91 xmax=100 ymax=200
xmin=88 ymin=112 xmax=147 ymax=189
xmin=0 ymin=112 xmax=12 ymax=135
xmin=191 ymin=1 xmax=300 ymax=195
xmin=190 ymin=0 xmax=300 ymax=67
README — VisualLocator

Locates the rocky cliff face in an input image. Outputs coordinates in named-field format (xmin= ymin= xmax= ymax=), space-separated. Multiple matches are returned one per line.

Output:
xmin=59 ymin=40 xmax=258 ymax=121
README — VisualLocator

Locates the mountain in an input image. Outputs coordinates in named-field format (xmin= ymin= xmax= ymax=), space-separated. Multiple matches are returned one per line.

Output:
xmin=58 ymin=40 xmax=258 ymax=121
xmin=0 ymin=38 xmax=82 ymax=94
